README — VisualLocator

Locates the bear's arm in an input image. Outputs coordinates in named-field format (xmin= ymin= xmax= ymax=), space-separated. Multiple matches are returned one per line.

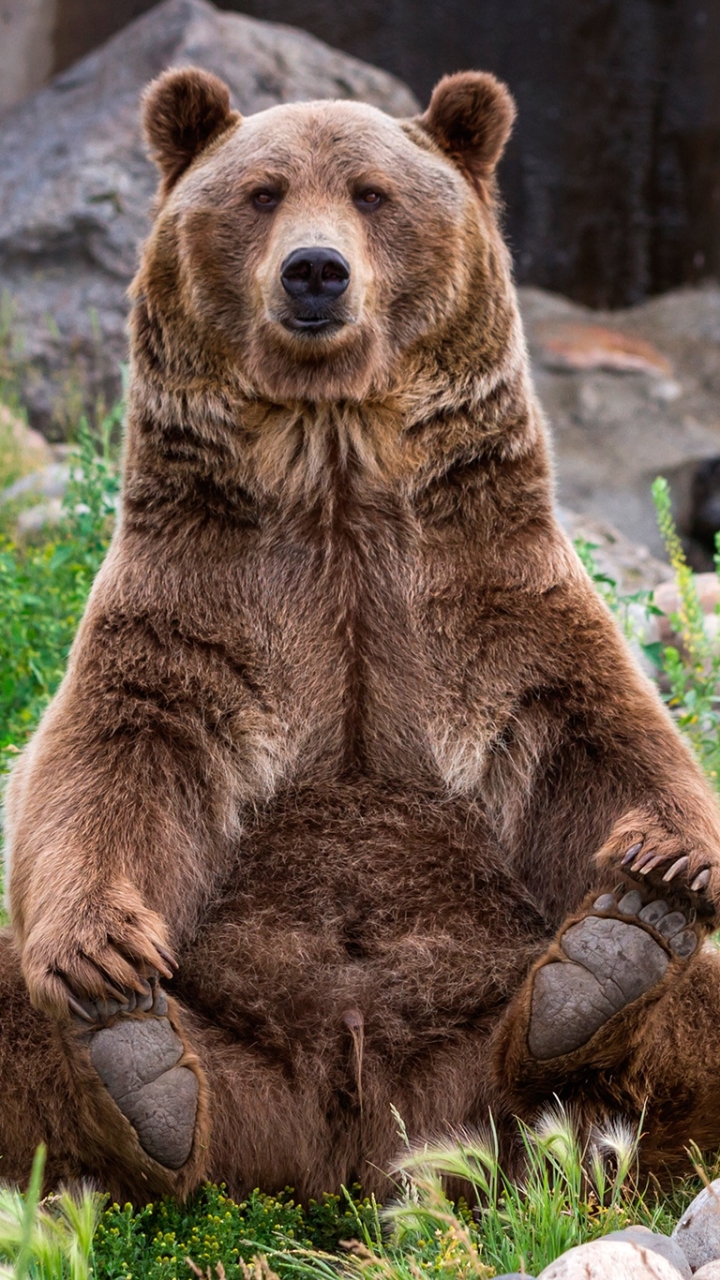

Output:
xmin=5 ymin=541 xmax=271 ymax=1019
xmin=479 ymin=571 xmax=720 ymax=931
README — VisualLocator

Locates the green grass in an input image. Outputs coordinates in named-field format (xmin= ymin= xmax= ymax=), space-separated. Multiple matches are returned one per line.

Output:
xmin=2 ymin=400 xmax=720 ymax=1276
xmin=0 ymin=1110 xmax=716 ymax=1280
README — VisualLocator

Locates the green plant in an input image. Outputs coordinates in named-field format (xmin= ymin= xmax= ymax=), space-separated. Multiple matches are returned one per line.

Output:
xmin=575 ymin=480 xmax=720 ymax=792
xmin=650 ymin=476 xmax=720 ymax=786
xmin=0 ymin=410 xmax=119 ymax=763
xmin=0 ymin=1146 xmax=102 ymax=1280
xmin=91 ymin=1185 xmax=378 ymax=1280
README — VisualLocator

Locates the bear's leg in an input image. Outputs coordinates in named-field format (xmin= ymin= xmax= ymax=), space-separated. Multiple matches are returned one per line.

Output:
xmin=178 ymin=1010 xmax=347 ymax=1202
xmin=493 ymin=887 xmax=720 ymax=1173
xmin=0 ymin=927 xmax=210 ymax=1199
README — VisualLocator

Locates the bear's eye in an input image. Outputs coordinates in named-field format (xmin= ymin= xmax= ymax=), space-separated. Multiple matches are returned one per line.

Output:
xmin=355 ymin=189 xmax=384 ymax=211
xmin=252 ymin=190 xmax=281 ymax=211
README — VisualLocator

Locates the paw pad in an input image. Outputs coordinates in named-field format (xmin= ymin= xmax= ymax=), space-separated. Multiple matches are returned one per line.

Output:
xmin=88 ymin=1013 xmax=198 ymax=1169
xmin=528 ymin=890 xmax=698 ymax=1060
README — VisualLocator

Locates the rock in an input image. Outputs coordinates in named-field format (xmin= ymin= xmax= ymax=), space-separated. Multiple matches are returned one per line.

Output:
xmin=15 ymin=498 xmax=65 ymax=535
xmin=558 ymin=507 xmax=673 ymax=595
xmin=0 ymin=0 xmax=418 ymax=435
xmin=535 ymin=323 xmax=673 ymax=377
xmin=538 ymin=1238 xmax=687 ymax=1279
xmin=694 ymin=1265 xmax=720 ymax=1280
xmin=521 ymin=284 xmax=720 ymax=564
xmin=653 ymin=574 xmax=720 ymax=646
xmin=598 ymin=1228 xmax=691 ymax=1279
xmin=2 ymin=462 xmax=71 ymax=504
xmin=672 ymin=1180 xmax=720 ymax=1272
xmin=0 ymin=403 xmax=55 ymax=492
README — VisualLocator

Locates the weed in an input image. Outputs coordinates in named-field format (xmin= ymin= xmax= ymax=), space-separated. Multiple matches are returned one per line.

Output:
xmin=0 ymin=1146 xmax=102 ymax=1280
xmin=0 ymin=1109 xmax=712 ymax=1279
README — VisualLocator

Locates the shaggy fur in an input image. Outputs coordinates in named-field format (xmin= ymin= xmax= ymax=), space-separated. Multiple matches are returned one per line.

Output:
xmin=4 ymin=68 xmax=720 ymax=1200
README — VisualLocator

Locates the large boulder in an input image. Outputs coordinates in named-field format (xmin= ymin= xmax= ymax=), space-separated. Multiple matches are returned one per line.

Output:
xmin=520 ymin=284 xmax=720 ymax=563
xmin=672 ymin=1180 xmax=720 ymax=1273
xmin=537 ymin=1237 xmax=687 ymax=1280
xmin=0 ymin=0 xmax=418 ymax=435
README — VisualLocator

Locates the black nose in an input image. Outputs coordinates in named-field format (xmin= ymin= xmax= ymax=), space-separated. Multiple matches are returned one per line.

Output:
xmin=280 ymin=247 xmax=350 ymax=300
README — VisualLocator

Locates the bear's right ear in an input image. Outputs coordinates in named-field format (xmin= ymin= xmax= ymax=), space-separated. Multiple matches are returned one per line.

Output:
xmin=417 ymin=71 xmax=516 ymax=194
xmin=142 ymin=67 xmax=240 ymax=197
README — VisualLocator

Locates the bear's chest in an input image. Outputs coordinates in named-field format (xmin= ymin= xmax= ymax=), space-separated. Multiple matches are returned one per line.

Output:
xmin=237 ymin=508 xmax=519 ymax=794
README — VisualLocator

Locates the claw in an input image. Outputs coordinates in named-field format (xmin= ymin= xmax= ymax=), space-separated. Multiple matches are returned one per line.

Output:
xmin=67 ymin=995 xmax=97 ymax=1024
xmin=631 ymin=848 xmax=658 ymax=872
xmin=621 ymin=841 xmax=644 ymax=866
xmin=691 ymin=869 xmax=711 ymax=892
xmin=663 ymin=856 xmax=689 ymax=883
xmin=153 ymin=941 xmax=178 ymax=974
xmin=638 ymin=854 xmax=666 ymax=875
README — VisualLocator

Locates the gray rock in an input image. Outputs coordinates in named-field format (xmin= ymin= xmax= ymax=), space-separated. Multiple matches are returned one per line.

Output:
xmin=538 ymin=1238 xmax=686 ymax=1279
xmin=521 ymin=284 xmax=720 ymax=563
xmin=14 ymin=498 xmax=64 ymax=534
xmin=0 ymin=0 xmax=418 ymax=434
xmin=558 ymin=507 xmax=673 ymax=595
xmin=672 ymin=1180 xmax=720 ymax=1272
xmin=2 ymin=463 xmax=70 ymax=503
xmin=600 ymin=1227 xmax=691 ymax=1279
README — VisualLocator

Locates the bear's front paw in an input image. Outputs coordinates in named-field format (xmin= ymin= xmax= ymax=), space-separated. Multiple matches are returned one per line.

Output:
xmin=76 ymin=980 xmax=199 ymax=1170
xmin=21 ymin=880 xmax=177 ymax=1021
xmin=596 ymin=814 xmax=718 ymax=920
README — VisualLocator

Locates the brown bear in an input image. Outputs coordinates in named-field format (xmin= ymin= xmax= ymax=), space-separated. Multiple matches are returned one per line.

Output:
xmin=3 ymin=64 xmax=720 ymax=1204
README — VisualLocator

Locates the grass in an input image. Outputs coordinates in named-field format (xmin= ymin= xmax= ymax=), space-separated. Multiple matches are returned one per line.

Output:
xmin=2 ymin=397 xmax=720 ymax=1275
xmin=0 ymin=1109 xmax=716 ymax=1280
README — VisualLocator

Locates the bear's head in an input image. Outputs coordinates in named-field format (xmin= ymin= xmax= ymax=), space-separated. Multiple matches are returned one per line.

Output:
xmin=136 ymin=66 xmax=516 ymax=404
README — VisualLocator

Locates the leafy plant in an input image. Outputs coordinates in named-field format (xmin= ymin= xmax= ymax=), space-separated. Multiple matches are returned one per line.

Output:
xmin=5 ymin=1108 xmax=703 ymax=1280
xmin=0 ymin=1146 xmax=102 ymax=1280
xmin=0 ymin=409 xmax=119 ymax=763
xmin=649 ymin=476 xmax=720 ymax=786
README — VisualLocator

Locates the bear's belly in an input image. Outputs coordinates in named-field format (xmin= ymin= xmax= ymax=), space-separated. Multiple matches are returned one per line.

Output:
xmin=176 ymin=784 xmax=549 ymax=1062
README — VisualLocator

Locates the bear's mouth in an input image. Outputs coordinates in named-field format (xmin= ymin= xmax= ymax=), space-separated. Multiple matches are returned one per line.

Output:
xmin=282 ymin=315 xmax=345 ymax=334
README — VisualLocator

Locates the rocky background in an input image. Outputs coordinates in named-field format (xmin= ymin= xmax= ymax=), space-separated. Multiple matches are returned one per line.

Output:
xmin=0 ymin=0 xmax=719 ymax=585
xmin=3 ymin=0 xmax=720 ymax=309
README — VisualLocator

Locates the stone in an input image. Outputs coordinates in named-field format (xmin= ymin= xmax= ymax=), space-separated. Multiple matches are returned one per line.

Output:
xmin=1 ymin=460 xmax=71 ymax=536
xmin=599 ymin=1228 xmax=691 ymax=1279
xmin=694 ymin=1265 xmax=720 ymax=1280
xmin=535 ymin=322 xmax=673 ymax=377
xmin=521 ymin=285 xmax=720 ymax=564
xmin=15 ymin=498 xmax=64 ymax=535
xmin=558 ymin=508 xmax=673 ymax=596
xmin=0 ymin=0 xmax=55 ymax=112
xmin=2 ymin=462 xmax=70 ymax=504
xmin=0 ymin=0 xmax=418 ymax=434
xmin=672 ymin=1180 xmax=720 ymax=1272
xmin=538 ymin=1238 xmax=687 ymax=1279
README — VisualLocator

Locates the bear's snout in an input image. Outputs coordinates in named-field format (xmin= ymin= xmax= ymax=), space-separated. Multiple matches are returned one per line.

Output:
xmin=279 ymin=247 xmax=350 ymax=331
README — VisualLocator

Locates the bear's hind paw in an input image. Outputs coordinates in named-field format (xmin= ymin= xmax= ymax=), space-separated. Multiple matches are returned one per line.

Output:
xmin=527 ymin=889 xmax=698 ymax=1062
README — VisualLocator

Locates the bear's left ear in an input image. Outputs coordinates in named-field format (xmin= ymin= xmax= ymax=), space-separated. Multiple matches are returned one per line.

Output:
xmin=142 ymin=66 xmax=241 ymax=197
xmin=418 ymin=72 xmax=516 ymax=192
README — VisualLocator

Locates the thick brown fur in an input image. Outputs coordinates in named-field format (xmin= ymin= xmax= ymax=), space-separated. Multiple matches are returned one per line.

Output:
xmin=4 ymin=69 xmax=720 ymax=1201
